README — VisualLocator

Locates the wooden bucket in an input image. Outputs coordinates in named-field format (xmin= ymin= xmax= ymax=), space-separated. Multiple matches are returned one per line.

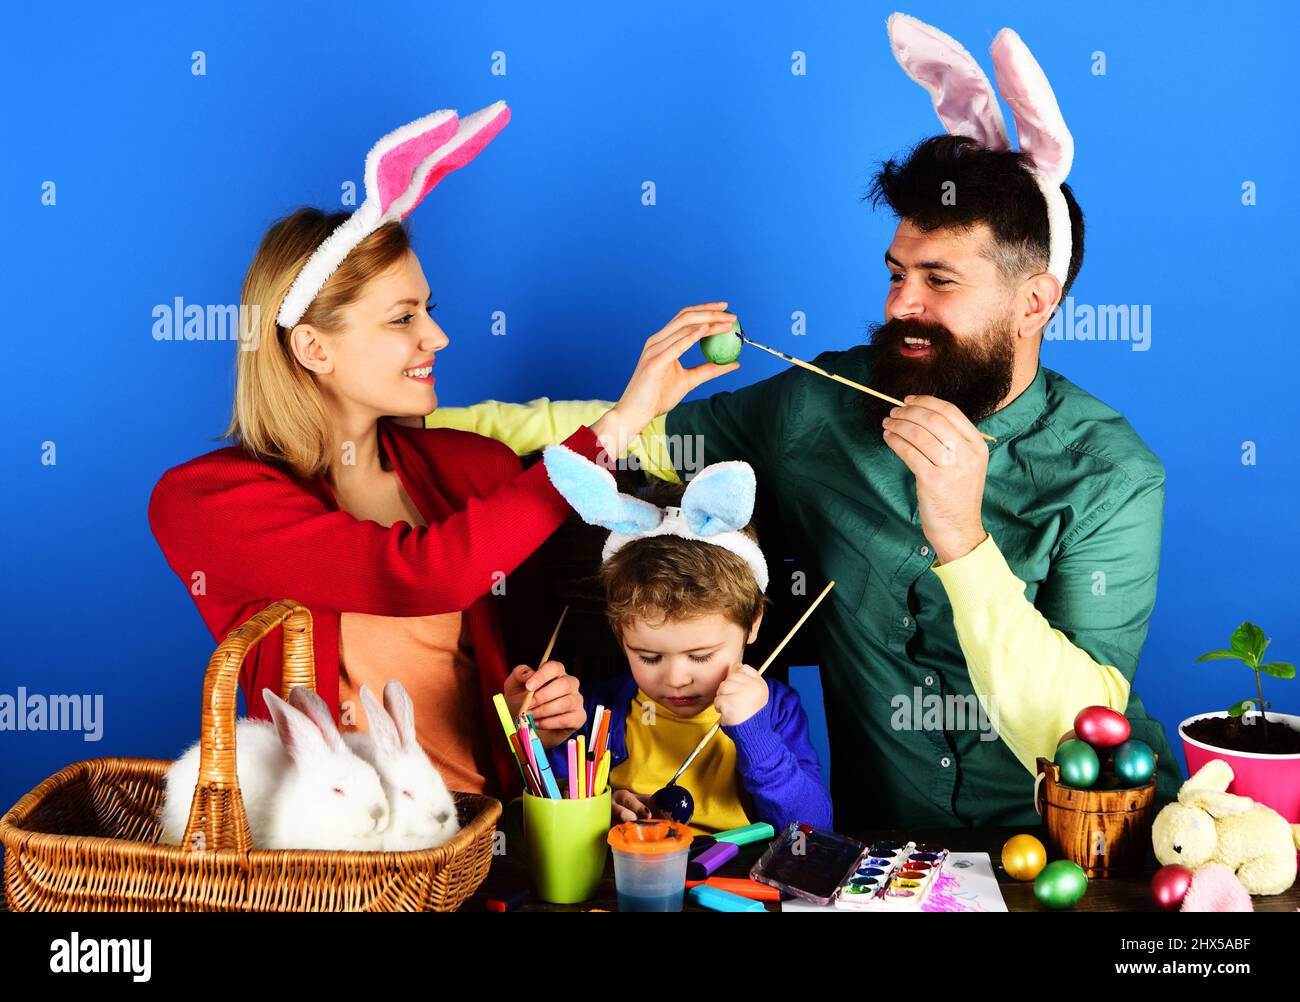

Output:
xmin=1034 ymin=755 xmax=1157 ymax=878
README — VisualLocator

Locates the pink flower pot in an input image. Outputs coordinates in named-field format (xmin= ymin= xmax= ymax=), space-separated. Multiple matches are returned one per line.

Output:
xmin=1179 ymin=711 xmax=1300 ymax=824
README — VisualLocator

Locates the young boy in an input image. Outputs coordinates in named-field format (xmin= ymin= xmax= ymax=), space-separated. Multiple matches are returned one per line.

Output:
xmin=542 ymin=448 xmax=832 ymax=833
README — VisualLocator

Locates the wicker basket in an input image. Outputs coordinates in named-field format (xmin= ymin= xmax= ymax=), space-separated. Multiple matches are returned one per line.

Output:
xmin=0 ymin=600 xmax=501 ymax=911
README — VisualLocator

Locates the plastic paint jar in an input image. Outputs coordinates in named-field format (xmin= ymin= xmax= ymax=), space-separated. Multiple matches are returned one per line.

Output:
xmin=607 ymin=819 xmax=694 ymax=912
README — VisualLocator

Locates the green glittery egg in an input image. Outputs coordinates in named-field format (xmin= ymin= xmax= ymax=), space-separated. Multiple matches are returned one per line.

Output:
xmin=701 ymin=320 xmax=743 ymax=364
xmin=1033 ymin=859 xmax=1088 ymax=909
xmin=1054 ymin=738 xmax=1100 ymax=788
xmin=1112 ymin=739 xmax=1156 ymax=786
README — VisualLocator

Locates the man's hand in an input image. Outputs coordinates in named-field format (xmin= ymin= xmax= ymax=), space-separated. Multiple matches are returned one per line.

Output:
xmin=503 ymin=661 xmax=586 ymax=750
xmin=881 ymin=394 xmax=989 ymax=564
xmin=713 ymin=662 xmax=769 ymax=726
xmin=612 ymin=788 xmax=655 ymax=823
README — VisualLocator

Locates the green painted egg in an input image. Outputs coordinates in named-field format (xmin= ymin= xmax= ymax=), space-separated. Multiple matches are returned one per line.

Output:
xmin=1055 ymin=738 xmax=1100 ymax=788
xmin=1113 ymin=739 xmax=1156 ymax=786
xmin=701 ymin=320 xmax=743 ymax=364
xmin=1034 ymin=859 xmax=1088 ymax=909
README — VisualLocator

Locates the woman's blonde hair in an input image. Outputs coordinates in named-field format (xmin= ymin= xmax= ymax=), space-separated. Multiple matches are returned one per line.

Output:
xmin=223 ymin=208 xmax=412 ymax=477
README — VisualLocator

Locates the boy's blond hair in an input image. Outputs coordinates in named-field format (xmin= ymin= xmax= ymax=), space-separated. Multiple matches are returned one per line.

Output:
xmin=598 ymin=481 xmax=769 ymax=637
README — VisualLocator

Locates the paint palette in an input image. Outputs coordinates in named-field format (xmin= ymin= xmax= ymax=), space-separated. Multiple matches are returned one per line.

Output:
xmin=833 ymin=840 xmax=950 ymax=910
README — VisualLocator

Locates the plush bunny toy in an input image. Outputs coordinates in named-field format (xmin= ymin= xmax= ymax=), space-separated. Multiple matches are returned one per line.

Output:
xmin=1151 ymin=758 xmax=1300 ymax=896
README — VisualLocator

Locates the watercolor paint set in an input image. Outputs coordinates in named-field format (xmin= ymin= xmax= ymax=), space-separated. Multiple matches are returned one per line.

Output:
xmin=833 ymin=840 xmax=950 ymax=910
xmin=751 ymin=823 xmax=953 ymax=909
xmin=750 ymin=822 xmax=870 ymax=904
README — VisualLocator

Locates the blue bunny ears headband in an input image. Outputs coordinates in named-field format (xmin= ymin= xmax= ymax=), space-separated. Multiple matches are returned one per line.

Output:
xmin=542 ymin=445 xmax=769 ymax=593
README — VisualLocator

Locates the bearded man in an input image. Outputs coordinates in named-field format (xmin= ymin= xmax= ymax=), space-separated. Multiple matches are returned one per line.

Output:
xmin=421 ymin=133 xmax=1183 ymax=828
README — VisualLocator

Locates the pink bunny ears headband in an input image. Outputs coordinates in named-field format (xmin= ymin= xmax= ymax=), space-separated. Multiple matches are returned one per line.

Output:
xmin=887 ymin=13 xmax=1074 ymax=286
xmin=276 ymin=100 xmax=511 ymax=330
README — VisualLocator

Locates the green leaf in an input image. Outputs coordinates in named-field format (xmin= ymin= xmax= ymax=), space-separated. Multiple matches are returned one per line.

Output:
xmin=1196 ymin=650 xmax=1245 ymax=664
xmin=1227 ymin=699 xmax=1257 ymax=717
xmin=1230 ymin=622 xmax=1267 ymax=666
xmin=1257 ymin=661 xmax=1296 ymax=680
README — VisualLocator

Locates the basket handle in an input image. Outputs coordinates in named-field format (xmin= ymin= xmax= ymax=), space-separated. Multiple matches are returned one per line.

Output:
xmin=180 ymin=599 xmax=317 ymax=854
xmin=1034 ymin=756 xmax=1056 ymax=818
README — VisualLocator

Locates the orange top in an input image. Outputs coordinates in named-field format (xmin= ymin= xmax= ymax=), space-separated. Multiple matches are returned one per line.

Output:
xmin=607 ymin=819 xmax=695 ymax=855
xmin=338 ymin=609 xmax=498 ymax=796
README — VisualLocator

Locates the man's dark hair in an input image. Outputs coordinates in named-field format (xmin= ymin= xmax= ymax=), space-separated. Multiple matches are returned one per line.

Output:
xmin=866 ymin=134 xmax=1085 ymax=299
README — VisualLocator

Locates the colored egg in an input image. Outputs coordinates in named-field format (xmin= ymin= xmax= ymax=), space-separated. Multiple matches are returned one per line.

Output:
xmin=651 ymin=784 xmax=695 ymax=825
xmin=1001 ymin=834 xmax=1047 ymax=881
xmin=701 ymin=321 xmax=743 ymax=364
xmin=1073 ymin=705 xmax=1131 ymax=749
xmin=1056 ymin=728 xmax=1076 ymax=746
xmin=1151 ymin=864 xmax=1194 ymax=911
xmin=1054 ymin=738 xmax=1100 ymax=788
xmin=1033 ymin=860 xmax=1088 ymax=909
xmin=1112 ymin=739 xmax=1156 ymax=786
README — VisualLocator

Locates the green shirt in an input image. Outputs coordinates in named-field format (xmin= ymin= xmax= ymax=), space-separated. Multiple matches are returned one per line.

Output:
xmin=665 ymin=343 xmax=1183 ymax=829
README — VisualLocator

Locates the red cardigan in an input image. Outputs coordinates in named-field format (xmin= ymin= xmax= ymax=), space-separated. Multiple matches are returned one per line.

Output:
xmin=147 ymin=417 xmax=605 ymax=799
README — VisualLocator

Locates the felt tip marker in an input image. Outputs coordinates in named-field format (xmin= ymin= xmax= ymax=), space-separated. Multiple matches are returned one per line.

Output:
xmin=688 ymin=885 xmax=767 ymax=913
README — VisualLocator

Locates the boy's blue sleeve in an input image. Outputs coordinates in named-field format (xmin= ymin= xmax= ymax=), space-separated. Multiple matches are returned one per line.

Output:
xmin=721 ymin=680 xmax=833 ymax=830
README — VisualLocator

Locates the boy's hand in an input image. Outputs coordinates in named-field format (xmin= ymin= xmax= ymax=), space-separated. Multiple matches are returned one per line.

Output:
xmin=713 ymin=663 xmax=768 ymax=726
xmin=504 ymin=661 xmax=586 ymax=750
xmin=612 ymin=788 xmax=655 ymax=823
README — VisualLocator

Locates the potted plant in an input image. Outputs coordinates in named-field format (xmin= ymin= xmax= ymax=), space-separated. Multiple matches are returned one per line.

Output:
xmin=1180 ymin=622 xmax=1299 ymax=824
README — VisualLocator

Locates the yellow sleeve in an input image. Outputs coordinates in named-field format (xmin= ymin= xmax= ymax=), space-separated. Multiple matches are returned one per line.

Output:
xmin=425 ymin=398 xmax=680 ymax=483
xmin=929 ymin=533 xmax=1131 ymax=776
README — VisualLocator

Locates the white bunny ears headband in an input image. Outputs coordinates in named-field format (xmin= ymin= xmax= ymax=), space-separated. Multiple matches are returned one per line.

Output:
xmin=887 ymin=13 xmax=1075 ymax=286
xmin=276 ymin=100 xmax=511 ymax=330
xmin=542 ymin=446 xmax=769 ymax=593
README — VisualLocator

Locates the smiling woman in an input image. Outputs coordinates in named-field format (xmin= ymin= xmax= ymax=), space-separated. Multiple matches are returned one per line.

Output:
xmin=225 ymin=211 xmax=428 ymax=477
xmin=147 ymin=188 xmax=742 ymax=804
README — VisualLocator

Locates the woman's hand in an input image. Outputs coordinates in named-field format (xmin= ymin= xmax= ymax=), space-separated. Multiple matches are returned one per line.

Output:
xmin=612 ymin=788 xmax=655 ymax=823
xmin=503 ymin=661 xmax=586 ymax=750
xmin=590 ymin=302 xmax=740 ymax=458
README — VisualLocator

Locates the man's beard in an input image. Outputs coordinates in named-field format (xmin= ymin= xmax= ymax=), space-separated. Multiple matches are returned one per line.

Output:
xmin=860 ymin=314 xmax=1017 ymax=431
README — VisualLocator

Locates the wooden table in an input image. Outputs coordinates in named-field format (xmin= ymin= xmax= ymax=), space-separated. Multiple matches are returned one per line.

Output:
xmin=463 ymin=822 xmax=1300 ymax=912
xmin=3 ymin=825 xmax=1294 ymax=912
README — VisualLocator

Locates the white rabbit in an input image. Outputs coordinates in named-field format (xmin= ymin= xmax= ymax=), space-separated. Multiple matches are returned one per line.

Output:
xmin=158 ymin=686 xmax=391 ymax=851
xmin=340 ymin=680 xmax=461 ymax=851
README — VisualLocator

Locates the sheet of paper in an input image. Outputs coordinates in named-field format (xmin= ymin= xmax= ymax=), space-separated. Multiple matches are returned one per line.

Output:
xmin=779 ymin=851 xmax=1009 ymax=912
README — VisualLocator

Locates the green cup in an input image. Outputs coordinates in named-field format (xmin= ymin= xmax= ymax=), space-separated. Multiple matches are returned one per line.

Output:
xmin=520 ymin=789 xmax=612 ymax=904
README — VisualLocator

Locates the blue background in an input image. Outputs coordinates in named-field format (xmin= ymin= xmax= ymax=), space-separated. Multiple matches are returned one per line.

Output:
xmin=2 ymin=0 xmax=1297 ymax=820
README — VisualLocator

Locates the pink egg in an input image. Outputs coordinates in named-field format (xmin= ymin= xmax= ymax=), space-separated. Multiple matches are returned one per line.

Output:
xmin=1151 ymin=864 xmax=1194 ymax=911
xmin=1073 ymin=705 xmax=1130 ymax=749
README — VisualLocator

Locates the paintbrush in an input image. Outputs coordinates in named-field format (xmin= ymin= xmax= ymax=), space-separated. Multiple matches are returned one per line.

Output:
xmin=663 ymin=580 xmax=836 ymax=788
xmin=517 ymin=605 xmax=569 ymax=726
xmin=737 ymin=332 xmax=997 ymax=443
